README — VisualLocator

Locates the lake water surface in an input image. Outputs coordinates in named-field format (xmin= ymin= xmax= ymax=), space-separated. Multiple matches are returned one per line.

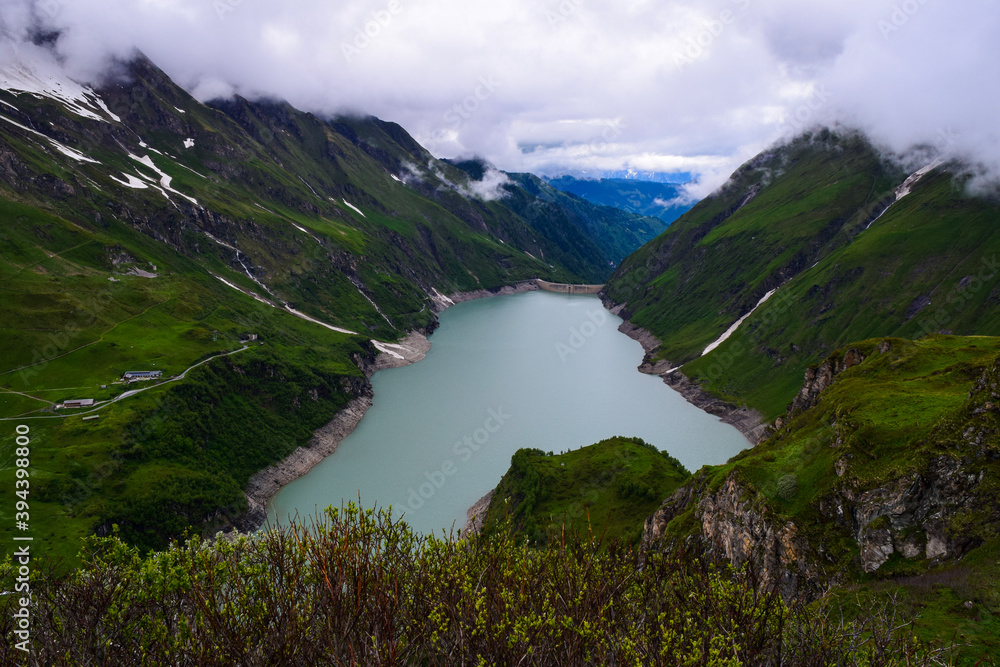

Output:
xmin=268 ymin=290 xmax=748 ymax=535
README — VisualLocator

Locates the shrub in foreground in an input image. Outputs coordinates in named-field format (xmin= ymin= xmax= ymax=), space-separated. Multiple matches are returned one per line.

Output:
xmin=1 ymin=505 xmax=952 ymax=666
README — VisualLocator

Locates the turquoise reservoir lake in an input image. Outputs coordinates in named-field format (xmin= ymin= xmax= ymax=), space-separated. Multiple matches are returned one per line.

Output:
xmin=267 ymin=290 xmax=748 ymax=535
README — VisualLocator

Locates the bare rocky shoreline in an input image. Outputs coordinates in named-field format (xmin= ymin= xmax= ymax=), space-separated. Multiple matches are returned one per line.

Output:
xmin=606 ymin=301 xmax=768 ymax=445
xmin=462 ymin=489 xmax=496 ymax=535
xmin=234 ymin=283 xmax=537 ymax=533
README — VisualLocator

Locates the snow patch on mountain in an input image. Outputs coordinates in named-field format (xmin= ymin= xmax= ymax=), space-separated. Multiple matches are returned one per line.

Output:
xmin=109 ymin=173 xmax=149 ymax=189
xmin=342 ymin=199 xmax=366 ymax=217
xmin=372 ymin=340 xmax=405 ymax=359
xmin=0 ymin=44 xmax=120 ymax=122
xmin=283 ymin=305 xmax=357 ymax=335
xmin=865 ymin=160 xmax=942 ymax=230
xmin=128 ymin=153 xmax=198 ymax=205
xmin=703 ymin=289 xmax=777 ymax=356
xmin=0 ymin=113 xmax=99 ymax=163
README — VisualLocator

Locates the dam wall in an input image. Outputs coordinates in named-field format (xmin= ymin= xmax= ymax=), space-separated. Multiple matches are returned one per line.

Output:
xmin=536 ymin=279 xmax=604 ymax=295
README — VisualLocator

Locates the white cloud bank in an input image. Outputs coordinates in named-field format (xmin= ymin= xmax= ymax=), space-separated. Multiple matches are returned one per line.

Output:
xmin=1 ymin=0 xmax=998 ymax=193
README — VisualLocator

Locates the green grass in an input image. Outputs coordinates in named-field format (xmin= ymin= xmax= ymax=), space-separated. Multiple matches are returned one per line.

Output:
xmin=690 ymin=336 xmax=1000 ymax=513
xmin=605 ymin=130 xmax=1000 ymax=419
xmin=826 ymin=542 xmax=1000 ymax=666
xmin=481 ymin=437 xmax=690 ymax=545
xmin=657 ymin=334 xmax=1000 ymax=663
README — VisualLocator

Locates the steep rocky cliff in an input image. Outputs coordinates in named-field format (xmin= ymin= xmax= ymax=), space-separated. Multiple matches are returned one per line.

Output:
xmin=643 ymin=336 xmax=1000 ymax=599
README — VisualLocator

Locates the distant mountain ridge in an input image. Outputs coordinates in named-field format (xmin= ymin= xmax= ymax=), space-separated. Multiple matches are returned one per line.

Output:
xmin=550 ymin=170 xmax=694 ymax=184
xmin=445 ymin=157 xmax=670 ymax=265
xmin=546 ymin=175 xmax=694 ymax=226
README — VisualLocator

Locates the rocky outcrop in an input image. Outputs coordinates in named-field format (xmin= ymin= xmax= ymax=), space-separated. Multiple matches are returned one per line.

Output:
xmin=814 ymin=353 xmax=1000 ymax=572
xmin=644 ymin=344 xmax=1000 ymax=597
xmin=788 ymin=347 xmax=866 ymax=416
xmin=462 ymin=489 xmax=495 ymax=535
xmin=643 ymin=451 xmax=976 ymax=597
xmin=644 ymin=473 xmax=823 ymax=600
xmin=819 ymin=456 xmax=984 ymax=573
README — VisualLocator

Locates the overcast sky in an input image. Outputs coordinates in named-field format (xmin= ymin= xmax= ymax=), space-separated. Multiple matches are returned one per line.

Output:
xmin=2 ymin=0 xmax=998 ymax=195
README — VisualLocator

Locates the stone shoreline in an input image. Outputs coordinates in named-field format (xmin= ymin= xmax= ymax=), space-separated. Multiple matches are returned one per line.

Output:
xmin=608 ymin=307 xmax=768 ymax=445
xmin=462 ymin=489 xmax=496 ymax=535
xmin=235 ymin=331 xmax=432 ymax=532
xmin=235 ymin=283 xmax=541 ymax=533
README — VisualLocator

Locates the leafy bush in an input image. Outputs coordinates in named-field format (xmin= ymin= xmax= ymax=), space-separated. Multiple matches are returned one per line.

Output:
xmin=777 ymin=473 xmax=800 ymax=501
xmin=0 ymin=505 xmax=948 ymax=666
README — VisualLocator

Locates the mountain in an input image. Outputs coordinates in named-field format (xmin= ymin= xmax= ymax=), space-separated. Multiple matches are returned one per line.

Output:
xmin=546 ymin=175 xmax=694 ymax=225
xmin=590 ymin=129 xmax=1000 ymax=660
xmin=0 ymin=48 xmax=639 ymax=555
xmin=446 ymin=159 xmax=671 ymax=265
xmin=604 ymin=129 xmax=1000 ymax=418
xmin=551 ymin=169 xmax=694 ymax=184
xmin=643 ymin=334 xmax=1000 ymax=659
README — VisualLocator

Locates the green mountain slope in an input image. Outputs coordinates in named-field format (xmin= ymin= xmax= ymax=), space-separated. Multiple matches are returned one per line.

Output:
xmin=444 ymin=158 xmax=669 ymax=267
xmin=505 ymin=171 xmax=671 ymax=266
xmin=0 ymin=50 xmax=635 ymax=557
xmin=644 ymin=335 xmax=1000 ymax=662
xmin=604 ymin=129 xmax=1000 ymax=417
xmin=479 ymin=437 xmax=690 ymax=545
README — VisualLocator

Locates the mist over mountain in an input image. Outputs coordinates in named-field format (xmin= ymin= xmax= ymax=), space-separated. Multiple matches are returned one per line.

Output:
xmin=545 ymin=176 xmax=694 ymax=226
xmin=1 ymin=0 xmax=998 ymax=196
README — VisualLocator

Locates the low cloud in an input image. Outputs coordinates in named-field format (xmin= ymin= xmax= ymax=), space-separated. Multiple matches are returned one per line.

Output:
xmin=0 ymin=0 xmax=998 ymax=192
xmin=460 ymin=165 xmax=511 ymax=202
xmin=426 ymin=160 xmax=511 ymax=202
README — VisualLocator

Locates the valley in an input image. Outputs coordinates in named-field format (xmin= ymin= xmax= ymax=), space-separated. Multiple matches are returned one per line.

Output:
xmin=2 ymin=30 xmax=1000 ymax=665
